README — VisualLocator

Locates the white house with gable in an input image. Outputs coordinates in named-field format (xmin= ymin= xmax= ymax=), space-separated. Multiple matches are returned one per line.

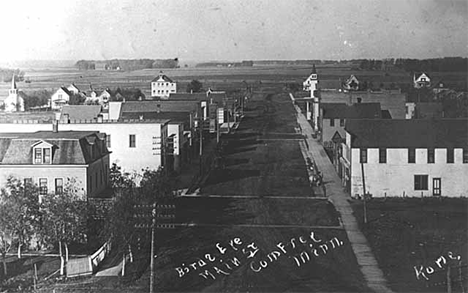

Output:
xmin=151 ymin=73 xmax=177 ymax=98
xmin=414 ymin=73 xmax=431 ymax=88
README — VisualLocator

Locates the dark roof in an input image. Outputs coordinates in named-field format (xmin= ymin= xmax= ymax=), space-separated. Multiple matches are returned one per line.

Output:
xmin=151 ymin=74 xmax=174 ymax=83
xmin=406 ymin=90 xmax=434 ymax=103
xmin=60 ymin=105 xmax=102 ymax=121
xmin=169 ymin=92 xmax=228 ymax=104
xmin=120 ymin=101 xmax=199 ymax=114
xmin=345 ymin=119 xmax=468 ymax=148
xmin=120 ymin=111 xmax=191 ymax=124
xmin=0 ymin=131 xmax=109 ymax=165
xmin=321 ymin=91 xmax=406 ymax=119
xmin=381 ymin=110 xmax=392 ymax=119
xmin=169 ymin=93 xmax=207 ymax=100
xmin=59 ymin=87 xmax=73 ymax=96
xmin=322 ymin=103 xmax=381 ymax=119
xmin=415 ymin=103 xmax=443 ymax=119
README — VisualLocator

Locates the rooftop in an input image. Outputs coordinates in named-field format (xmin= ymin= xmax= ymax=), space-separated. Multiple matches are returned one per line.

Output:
xmin=60 ymin=105 xmax=102 ymax=121
xmin=321 ymin=102 xmax=382 ymax=119
xmin=120 ymin=100 xmax=199 ymax=114
xmin=345 ymin=119 xmax=468 ymax=148
xmin=0 ymin=131 xmax=109 ymax=165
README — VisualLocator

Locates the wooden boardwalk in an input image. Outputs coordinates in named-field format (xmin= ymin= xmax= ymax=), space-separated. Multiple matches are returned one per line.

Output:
xmin=290 ymin=93 xmax=394 ymax=293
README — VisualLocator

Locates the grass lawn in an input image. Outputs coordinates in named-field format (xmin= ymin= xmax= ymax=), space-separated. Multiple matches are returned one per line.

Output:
xmin=350 ymin=197 xmax=468 ymax=293
xmin=0 ymin=255 xmax=60 ymax=292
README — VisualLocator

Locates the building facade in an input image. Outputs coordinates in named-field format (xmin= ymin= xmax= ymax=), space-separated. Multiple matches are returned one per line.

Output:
xmin=340 ymin=119 xmax=468 ymax=198
xmin=151 ymin=74 xmax=177 ymax=98
xmin=50 ymin=87 xmax=73 ymax=110
xmin=0 ymin=130 xmax=110 ymax=199
xmin=0 ymin=120 xmax=170 ymax=176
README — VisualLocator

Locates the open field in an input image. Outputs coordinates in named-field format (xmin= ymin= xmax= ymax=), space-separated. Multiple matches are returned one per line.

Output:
xmin=351 ymin=197 xmax=468 ymax=293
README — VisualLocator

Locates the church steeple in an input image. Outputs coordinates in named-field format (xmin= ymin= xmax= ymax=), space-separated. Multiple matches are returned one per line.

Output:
xmin=9 ymin=74 xmax=17 ymax=95
xmin=311 ymin=64 xmax=317 ymax=75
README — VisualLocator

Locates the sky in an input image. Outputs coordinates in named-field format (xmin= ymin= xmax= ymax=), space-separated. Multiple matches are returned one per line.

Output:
xmin=0 ymin=0 xmax=466 ymax=62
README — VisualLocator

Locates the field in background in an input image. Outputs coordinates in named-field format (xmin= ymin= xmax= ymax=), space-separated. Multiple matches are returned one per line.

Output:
xmin=0 ymin=63 xmax=411 ymax=98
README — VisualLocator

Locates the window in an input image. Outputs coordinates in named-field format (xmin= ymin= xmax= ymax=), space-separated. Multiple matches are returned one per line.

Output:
xmin=106 ymin=134 xmax=111 ymax=148
xmin=129 ymin=134 xmax=136 ymax=148
xmin=39 ymin=178 xmax=48 ymax=195
xmin=427 ymin=148 xmax=435 ymax=164
xmin=101 ymin=170 xmax=103 ymax=185
xmin=44 ymin=148 xmax=51 ymax=163
xmin=34 ymin=148 xmax=51 ymax=164
xmin=360 ymin=148 xmax=367 ymax=163
xmin=330 ymin=119 xmax=335 ymax=127
xmin=379 ymin=148 xmax=387 ymax=163
xmin=339 ymin=119 xmax=345 ymax=127
xmin=414 ymin=175 xmax=428 ymax=190
xmin=447 ymin=148 xmax=454 ymax=163
xmin=408 ymin=148 xmax=416 ymax=163
xmin=24 ymin=178 xmax=32 ymax=186
xmin=55 ymin=178 xmax=63 ymax=194
xmin=34 ymin=148 xmax=42 ymax=163
xmin=95 ymin=172 xmax=98 ymax=189
xmin=464 ymin=149 xmax=468 ymax=164
xmin=90 ymin=175 xmax=93 ymax=192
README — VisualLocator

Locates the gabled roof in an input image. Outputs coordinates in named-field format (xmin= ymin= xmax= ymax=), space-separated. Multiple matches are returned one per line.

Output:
xmin=322 ymin=103 xmax=382 ymax=119
xmin=58 ymin=87 xmax=73 ymax=96
xmin=345 ymin=119 xmax=468 ymax=148
xmin=0 ymin=131 xmax=109 ymax=165
xmin=60 ymin=105 xmax=102 ymax=121
xmin=151 ymin=74 xmax=174 ymax=83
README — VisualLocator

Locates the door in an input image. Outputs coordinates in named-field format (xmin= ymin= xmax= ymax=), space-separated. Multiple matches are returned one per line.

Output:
xmin=433 ymin=178 xmax=441 ymax=196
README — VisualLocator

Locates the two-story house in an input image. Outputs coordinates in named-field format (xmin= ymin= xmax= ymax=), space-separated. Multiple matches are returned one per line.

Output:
xmin=340 ymin=119 xmax=468 ymax=198
xmin=50 ymin=87 xmax=73 ymax=110
xmin=151 ymin=73 xmax=177 ymax=98
xmin=0 ymin=129 xmax=110 ymax=199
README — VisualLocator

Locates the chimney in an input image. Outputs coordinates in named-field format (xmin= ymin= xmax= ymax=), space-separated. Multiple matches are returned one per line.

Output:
xmin=52 ymin=120 xmax=58 ymax=133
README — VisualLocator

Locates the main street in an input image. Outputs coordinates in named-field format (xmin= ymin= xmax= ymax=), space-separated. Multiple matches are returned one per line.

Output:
xmin=143 ymin=91 xmax=371 ymax=293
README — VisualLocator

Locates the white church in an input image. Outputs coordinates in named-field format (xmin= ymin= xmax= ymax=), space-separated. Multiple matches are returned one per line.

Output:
xmin=3 ymin=75 xmax=25 ymax=112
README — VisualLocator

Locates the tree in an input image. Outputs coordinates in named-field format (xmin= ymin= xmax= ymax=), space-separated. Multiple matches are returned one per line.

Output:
xmin=69 ymin=93 xmax=86 ymax=105
xmin=38 ymin=179 xmax=88 ymax=275
xmin=0 ymin=177 xmax=40 ymax=277
xmin=186 ymin=80 xmax=203 ymax=93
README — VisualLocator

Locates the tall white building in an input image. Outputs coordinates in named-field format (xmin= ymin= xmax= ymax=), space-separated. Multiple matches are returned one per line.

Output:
xmin=151 ymin=73 xmax=177 ymax=98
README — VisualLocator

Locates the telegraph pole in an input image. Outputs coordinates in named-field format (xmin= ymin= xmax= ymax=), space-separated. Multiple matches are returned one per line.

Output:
xmin=149 ymin=203 xmax=156 ymax=293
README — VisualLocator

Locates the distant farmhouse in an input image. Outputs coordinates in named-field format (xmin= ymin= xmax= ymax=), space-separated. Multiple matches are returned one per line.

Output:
xmin=50 ymin=86 xmax=73 ymax=110
xmin=339 ymin=119 xmax=468 ymax=198
xmin=3 ymin=75 xmax=25 ymax=112
xmin=413 ymin=72 xmax=431 ymax=89
xmin=151 ymin=73 xmax=177 ymax=98
xmin=342 ymin=75 xmax=360 ymax=92
xmin=0 ymin=129 xmax=110 ymax=199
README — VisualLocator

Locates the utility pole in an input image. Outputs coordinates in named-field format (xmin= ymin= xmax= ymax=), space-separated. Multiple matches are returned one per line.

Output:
xmin=149 ymin=203 xmax=156 ymax=293
xmin=361 ymin=162 xmax=368 ymax=224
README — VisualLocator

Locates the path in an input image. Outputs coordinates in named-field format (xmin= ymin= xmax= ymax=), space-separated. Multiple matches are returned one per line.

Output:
xmin=290 ymin=93 xmax=394 ymax=293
